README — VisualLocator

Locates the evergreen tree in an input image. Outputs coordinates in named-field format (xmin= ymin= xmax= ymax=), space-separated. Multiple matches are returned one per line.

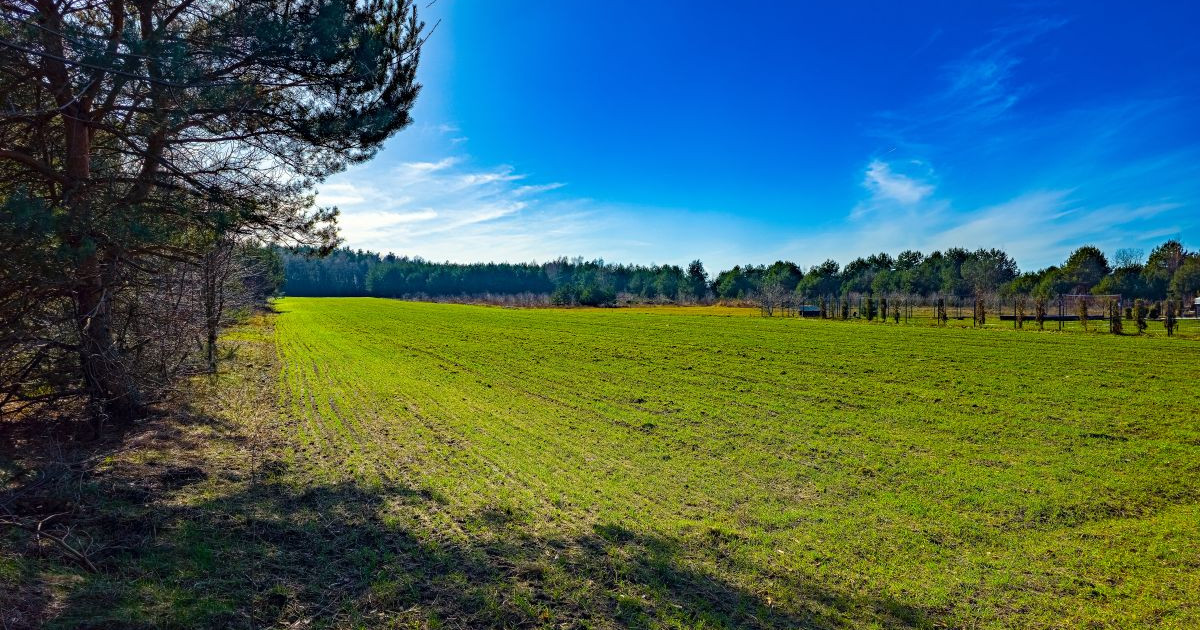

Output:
xmin=685 ymin=260 xmax=708 ymax=303
xmin=0 ymin=0 xmax=424 ymax=423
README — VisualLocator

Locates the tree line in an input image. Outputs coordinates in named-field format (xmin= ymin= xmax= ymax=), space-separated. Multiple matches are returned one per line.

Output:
xmin=282 ymin=250 xmax=709 ymax=306
xmin=280 ymin=240 xmax=1200 ymax=306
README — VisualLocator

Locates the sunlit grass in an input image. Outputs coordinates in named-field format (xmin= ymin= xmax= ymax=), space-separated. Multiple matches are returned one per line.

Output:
xmin=267 ymin=297 xmax=1200 ymax=628
xmin=9 ymin=300 xmax=1195 ymax=627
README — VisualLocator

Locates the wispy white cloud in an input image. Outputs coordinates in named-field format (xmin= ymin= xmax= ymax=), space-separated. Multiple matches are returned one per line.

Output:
xmin=457 ymin=168 xmax=523 ymax=187
xmin=402 ymin=157 xmax=460 ymax=173
xmin=785 ymin=162 xmax=1185 ymax=271
xmin=335 ymin=209 xmax=438 ymax=235
xmin=316 ymin=158 xmax=546 ymax=251
xmin=314 ymin=54 xmax=1199 ymax=275
xmin=315 ymin=182 xmax=367 ymax=206
xmin=907 ymin=28 xmax=943 ymax=59
xmin=434 ymin=121 xmax=469 ymax=146
xmin=942 ymin=17 xmax=1065 ymax=119
xmin=316 ymin=150 xmax=768 ymax=268
xmin=827 ymin=16 xmax=1196 ymax=271
xmin=870 ymin=17 xmax=1066 ymax=151
xmin=319 ymin=146 xmax=1191 ymax=272
xmin=933 ymin=194 xmax=1181 ymax=267
xmin=862 ymin=160 xmax=934 ymax=205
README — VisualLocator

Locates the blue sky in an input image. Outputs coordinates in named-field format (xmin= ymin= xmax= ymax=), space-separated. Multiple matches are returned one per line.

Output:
xmin=317 ymin=1 xmax=1200 ymax=272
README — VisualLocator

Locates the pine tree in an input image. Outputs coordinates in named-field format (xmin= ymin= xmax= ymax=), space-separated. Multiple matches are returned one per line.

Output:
xmin=0 ymin=0 xmax=425 ymax=423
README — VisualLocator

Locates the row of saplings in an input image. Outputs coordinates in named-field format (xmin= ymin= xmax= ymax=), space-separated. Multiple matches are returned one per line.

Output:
xmin=1005 ymin=296 xmax=1182 ymax=336
xmin=812 ymin=295 xmax=1183 ymax=336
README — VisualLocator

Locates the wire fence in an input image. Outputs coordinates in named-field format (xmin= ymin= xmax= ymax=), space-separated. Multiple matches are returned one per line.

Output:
xmin=758 ymin=292 xmax=1198 ymax=337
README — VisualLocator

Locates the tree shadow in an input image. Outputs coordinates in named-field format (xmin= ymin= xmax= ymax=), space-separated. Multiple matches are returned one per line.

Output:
xmin=4 ymin=411 xmax=939 ymax=629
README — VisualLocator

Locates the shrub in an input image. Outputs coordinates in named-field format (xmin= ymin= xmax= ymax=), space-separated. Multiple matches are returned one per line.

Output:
xmin=1134 ymin=299 xmax=1148 ymax=333
xmin=1108 ymin=299 xmax=1122 ymax=334
xmin=1034 ymin=296 xmax=1047 ymax=330
xmin=1165 ymin=301 xmax=1177 ymax=336
xmin=1077 ymin=299 xmax=1089 ymax=331
xmin=578 ymin=284 xmax=616 ymax=306
xmin=551 ymin=284 xmax=576 ymax=306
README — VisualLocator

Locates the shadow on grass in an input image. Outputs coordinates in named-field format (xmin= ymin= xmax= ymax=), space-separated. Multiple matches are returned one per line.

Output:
xmin=4 ymin=411 xmax=938 ymax=630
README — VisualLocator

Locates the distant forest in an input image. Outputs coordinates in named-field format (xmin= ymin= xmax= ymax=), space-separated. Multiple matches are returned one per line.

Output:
xmin=281 ymin=240 xmax=1200 ymax=306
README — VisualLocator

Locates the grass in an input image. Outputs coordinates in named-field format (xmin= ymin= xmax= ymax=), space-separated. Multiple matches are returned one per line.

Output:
xmin=4 ymin=298 xmax=1199 ymax=628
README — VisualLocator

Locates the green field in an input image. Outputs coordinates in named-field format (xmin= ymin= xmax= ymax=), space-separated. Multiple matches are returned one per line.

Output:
xmin=13 ymin=297 xmax=1199 ymax=628
xmin=267 ymin=297 xmax=1200 ymax=628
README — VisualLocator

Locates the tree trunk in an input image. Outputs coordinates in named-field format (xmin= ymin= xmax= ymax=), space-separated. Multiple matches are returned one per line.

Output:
xmin=205 ymin=324 xmax=218 ymax=373
xmin=205 ymin=283 xmax=219 ymax=374
xmin=74 ymin=252 xmax=142 ymax=427
xmin=58 ymin=81 xmax=143 ymax=425
xmin=201 ymin=244 xmax=230 ymax=373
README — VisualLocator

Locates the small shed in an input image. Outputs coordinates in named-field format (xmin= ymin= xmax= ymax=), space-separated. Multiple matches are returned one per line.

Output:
xmin=1193 ymin=296 xmax=1200 ymax=317
xmin=798 ymin=305 xmax=822 ymax=318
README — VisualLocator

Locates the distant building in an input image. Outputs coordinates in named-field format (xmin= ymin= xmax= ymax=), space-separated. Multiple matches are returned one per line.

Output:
xmin=1194 ymin=296 xmax=1200 ymax=317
